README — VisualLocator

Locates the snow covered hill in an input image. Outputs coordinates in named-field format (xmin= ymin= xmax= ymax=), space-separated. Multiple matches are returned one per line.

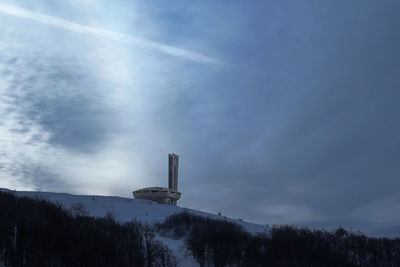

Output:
xmin=0 ymin=188 xmax=266 ymax=233
xmin=0 ymin=188 xmax=267 ymax=266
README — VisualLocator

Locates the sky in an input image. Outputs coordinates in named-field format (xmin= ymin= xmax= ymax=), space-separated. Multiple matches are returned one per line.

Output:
xmin=0 ymin=0 xmax=399 ymax=237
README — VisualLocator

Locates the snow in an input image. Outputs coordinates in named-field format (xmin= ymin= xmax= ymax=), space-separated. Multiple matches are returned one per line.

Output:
xmin=0 ymin=188 xmax=267 ymax=234
xmin=0 ymin=188 xmax=268 ymax=266
xmin=154 ymin=235 xmax=197 ymax=267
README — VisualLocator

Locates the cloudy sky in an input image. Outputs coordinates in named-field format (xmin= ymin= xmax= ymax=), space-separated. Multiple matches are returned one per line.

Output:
xmin=1 ymin=0 xmax=399 ymax=236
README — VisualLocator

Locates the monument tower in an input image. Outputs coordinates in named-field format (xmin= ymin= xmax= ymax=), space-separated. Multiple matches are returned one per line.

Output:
xmin=168 ymin=153 xmax=179 ymax=191
xmin=133 ymin=153 xmax=181 ymax=205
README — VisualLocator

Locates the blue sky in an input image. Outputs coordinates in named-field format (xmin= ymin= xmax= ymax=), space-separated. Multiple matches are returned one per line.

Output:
xmin=0 ymin=0 xmax=400 ymax=237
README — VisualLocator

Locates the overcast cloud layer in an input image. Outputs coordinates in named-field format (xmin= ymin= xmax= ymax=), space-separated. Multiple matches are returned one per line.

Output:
xmin=1 ymin=0 xmax=400 ymax=237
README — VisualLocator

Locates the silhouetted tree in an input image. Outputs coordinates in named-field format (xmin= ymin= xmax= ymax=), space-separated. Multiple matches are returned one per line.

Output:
xmin=0 ymin=192 xmax=177 ymax=267
xmin=159 ymin=211 xmax=400 ymax=267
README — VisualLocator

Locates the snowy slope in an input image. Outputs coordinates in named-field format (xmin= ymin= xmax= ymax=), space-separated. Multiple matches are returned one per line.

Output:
xmin=0 ymin=188 xmax=267 ymax=234
xmin=0 ymin=188 xmax=267 ymax=266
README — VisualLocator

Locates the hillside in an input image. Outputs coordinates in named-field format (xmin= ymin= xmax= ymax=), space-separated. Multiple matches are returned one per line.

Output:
xmin=0 ymin=188 xmax=266 ymax=266
xmin=1 ymin=188 xmax=400 ymax=267
xmin=0 ymin=188 xmax=266 ymax=233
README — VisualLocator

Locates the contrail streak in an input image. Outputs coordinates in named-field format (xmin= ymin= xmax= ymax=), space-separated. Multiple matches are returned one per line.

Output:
xmin=0 ymin=3 xmax=220 ymax=64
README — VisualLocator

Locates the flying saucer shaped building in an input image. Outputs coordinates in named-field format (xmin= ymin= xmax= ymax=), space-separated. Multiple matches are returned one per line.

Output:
xmin=133 ymin=153 xmax=181 ymax=205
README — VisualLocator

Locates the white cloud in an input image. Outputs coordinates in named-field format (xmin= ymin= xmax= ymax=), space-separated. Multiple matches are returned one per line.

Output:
xmin=0 ymin=20 xmax=177 ymax=195
xmin=0 ymin=3 xmax=220 ymax=64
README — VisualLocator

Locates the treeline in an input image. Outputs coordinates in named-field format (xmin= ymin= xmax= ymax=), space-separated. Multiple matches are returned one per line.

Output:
xmin=2 ymin=191 xmax=400 ymax=267
xmin=0 ymin=192 xmax=177 ymax=267
xmin=158 ymin=211 xmax=400 ymax=267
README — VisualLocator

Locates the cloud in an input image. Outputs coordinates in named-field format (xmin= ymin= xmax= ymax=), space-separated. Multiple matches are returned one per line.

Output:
xmin=1 ymin=0 xmax=400 ymax=237
xmin=0 ymin=3 xmax=220 ymax=64
xmin=0 ymin=29 xmax=118 ymax=192
xmin=0 ymin=51 xmax=113 ymax=153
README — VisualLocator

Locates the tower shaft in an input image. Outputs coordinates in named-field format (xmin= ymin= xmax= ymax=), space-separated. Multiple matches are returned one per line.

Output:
xmin=168 ymin=153 xmax=179 ymax=191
